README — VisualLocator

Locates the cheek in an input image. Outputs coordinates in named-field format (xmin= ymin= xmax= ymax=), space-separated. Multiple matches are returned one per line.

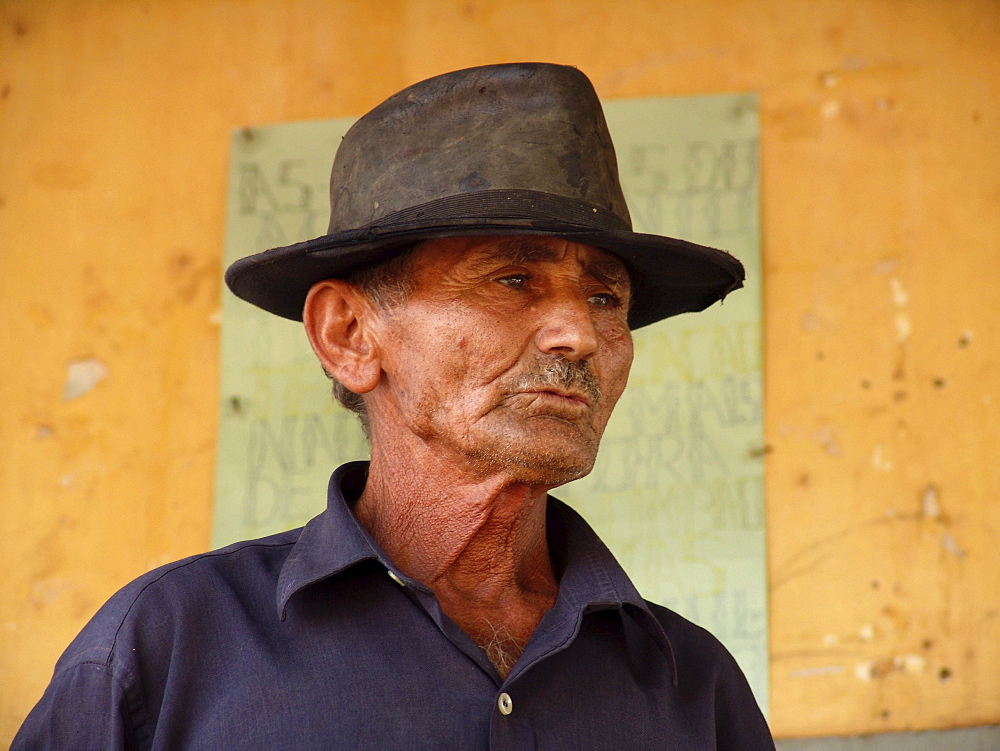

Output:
xmin=413 ymin=318 xmax=509 ymax=399
xmin=601 ymin=335 xmax=634 ymax=401
xmin=451 ymin=311 xmax=525 ymax=376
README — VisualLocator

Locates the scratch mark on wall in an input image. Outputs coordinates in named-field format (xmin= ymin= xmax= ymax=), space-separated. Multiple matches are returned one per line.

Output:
xmin=772 ymin=496 xmax=972 ymax=592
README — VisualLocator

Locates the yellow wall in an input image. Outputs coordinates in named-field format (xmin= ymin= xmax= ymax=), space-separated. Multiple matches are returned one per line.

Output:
xmin=1 ymin=0 xmax=997 ymax=741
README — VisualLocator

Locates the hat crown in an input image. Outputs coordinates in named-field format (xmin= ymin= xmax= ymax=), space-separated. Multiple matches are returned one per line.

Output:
xmin=327 ymin=63 xmax=631 ymax=234
xmin=224 ymin=62 xmax=744 ymax=328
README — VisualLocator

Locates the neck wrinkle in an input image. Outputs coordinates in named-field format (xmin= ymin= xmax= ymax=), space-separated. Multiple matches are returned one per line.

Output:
xmin=355 ymin=448 xmax=557 ymax=597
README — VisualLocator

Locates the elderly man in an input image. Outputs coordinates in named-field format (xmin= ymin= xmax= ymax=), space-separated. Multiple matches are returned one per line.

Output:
xmin=16 ymin=64 xmax=773 ymax=749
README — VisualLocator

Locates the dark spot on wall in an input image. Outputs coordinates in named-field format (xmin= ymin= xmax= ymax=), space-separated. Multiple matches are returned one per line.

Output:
xmin=938 ymin=666 xmax=952 ymax=682
xmin=816 ymin=351 xmax=825 ymax=361
xmin=880 ymin=709 xmax=891 ymax=720
xmin=860 ymin=378 xmax=871 ymax=389
xmin=932 ymin=377 xmax=947 ymax=389
xmin=957 ymin=332 xmax=972 ymax=348
xmin=1 ymin=83 xmax=10 ymax=99
xmin=922 ymin=638 xmax=934 ymax=650
xmin=796 ymin=472 xmax=811 ymax=487
xmin=871 ymin=579 xmax=880 ymax=590
xmin=893 ymin=390 xmax=907 ymax=402
xmin=240 ymin=127 xmax=255 ymax=142
xmin=747 ymin=444 xmax=772 ymax=459
xmin=972 ymin=111 xmax=980 ymax=124
xmin=12 ymin=18 xmax=28 ymax=36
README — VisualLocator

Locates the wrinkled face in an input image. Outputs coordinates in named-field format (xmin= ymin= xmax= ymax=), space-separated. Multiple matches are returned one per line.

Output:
xmin=369 ymin=236 xmax=634 ymax=486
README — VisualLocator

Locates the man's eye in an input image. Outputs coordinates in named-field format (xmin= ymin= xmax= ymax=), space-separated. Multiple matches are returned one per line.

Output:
xmin=498 ymin=274 xmax=528 ymax=289
xmin=589 ymin=292 xmax=621 ymax=308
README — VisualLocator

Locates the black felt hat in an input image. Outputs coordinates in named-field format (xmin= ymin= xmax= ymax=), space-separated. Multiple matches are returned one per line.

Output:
xmin=225 ymin=62 xmax=745 ymax=329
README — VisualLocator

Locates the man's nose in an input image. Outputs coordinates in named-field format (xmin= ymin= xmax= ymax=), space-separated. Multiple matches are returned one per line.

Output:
xmin=533 ymin=293 xmax=599 ymax=361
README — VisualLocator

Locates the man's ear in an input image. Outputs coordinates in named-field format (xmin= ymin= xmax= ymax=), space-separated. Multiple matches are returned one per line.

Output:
xmin=303 ymin=279 xmax=382 ymax=394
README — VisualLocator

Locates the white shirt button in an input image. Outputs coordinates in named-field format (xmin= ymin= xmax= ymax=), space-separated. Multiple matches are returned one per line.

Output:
xmin=497 ymin=692 xmax=513 ymax=715
xmin=387 ymin=570 xmax=405 ymax=587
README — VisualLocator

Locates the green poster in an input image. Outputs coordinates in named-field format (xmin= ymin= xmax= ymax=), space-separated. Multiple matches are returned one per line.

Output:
xmin=214 ymin=94 xmax=767 ymax=712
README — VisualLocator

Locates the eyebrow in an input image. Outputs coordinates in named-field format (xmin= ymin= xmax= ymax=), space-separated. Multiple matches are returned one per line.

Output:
xmin=489 ymin=238 xmax=631 ymax=290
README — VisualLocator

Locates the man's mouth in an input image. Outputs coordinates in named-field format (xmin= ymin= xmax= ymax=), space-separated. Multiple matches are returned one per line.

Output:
xmin=531 ymin=388 xmax=592 ymax=407
xmin=508 ymin=389 xmax=593 ymax=417
xmin=506 ymin=357 xmax=603 ymax=408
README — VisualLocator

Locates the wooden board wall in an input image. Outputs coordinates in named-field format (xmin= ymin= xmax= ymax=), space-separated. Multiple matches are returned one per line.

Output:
xmin=1 ymin=0 xmax=997 ymax=742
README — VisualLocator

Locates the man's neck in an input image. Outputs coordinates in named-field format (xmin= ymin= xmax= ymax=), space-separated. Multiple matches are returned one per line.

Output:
xmin=353 ymin=448 xmax=560 ymax=678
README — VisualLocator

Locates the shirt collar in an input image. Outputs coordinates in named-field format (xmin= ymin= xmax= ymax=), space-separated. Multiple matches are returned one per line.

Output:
xmin=542 ymin=497 xmax=679 ymax=686
xmin=276 ymin=461 xmax=678 ymax=685
xmin=276 ymin=461 xmax=387 ymax=620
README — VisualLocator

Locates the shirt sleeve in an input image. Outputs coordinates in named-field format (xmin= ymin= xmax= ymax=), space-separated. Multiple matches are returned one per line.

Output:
xmin=12 ymin=650 xmax=134 ymax=751
xmin=713 ymin=647 xmax=776 ymax=751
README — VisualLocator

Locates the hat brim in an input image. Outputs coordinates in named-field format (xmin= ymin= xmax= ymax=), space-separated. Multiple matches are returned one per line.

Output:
xmin=225 ymin=221 xmax=744 ymax=331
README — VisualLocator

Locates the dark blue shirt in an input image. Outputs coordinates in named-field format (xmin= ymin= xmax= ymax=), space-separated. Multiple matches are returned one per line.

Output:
xmin=15 ymin=462 xmax=774 ymax=749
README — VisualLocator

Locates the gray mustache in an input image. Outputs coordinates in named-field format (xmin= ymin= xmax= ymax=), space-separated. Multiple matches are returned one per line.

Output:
xmin=509 ymin=358 xmax=602 ymax=404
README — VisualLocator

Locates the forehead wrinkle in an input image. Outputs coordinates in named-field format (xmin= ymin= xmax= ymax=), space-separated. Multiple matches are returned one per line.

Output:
xmin=491 ymin=237 xmax=562 ymax=265
xmin=488 ymin=237 xmax=629 ymax=284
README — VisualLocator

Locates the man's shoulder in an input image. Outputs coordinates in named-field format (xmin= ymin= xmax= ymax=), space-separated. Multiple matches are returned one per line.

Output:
xmin=117 ymin=526 xmax=302 ymax=609
xmin=55 ymin=527 xmax=303 ymax=673
xmin=642 ymin=600 xmax=741 ymax=675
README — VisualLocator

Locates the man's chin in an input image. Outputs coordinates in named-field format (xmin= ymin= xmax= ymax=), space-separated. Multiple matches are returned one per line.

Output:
xmin=476 ymin=430 xmax=600 ymax=487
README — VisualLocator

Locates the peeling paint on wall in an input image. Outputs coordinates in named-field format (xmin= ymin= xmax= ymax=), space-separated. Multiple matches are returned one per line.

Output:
xmin=62 ymin=358 xmax=108 ymax=400
xmin=855 ymin=654 xmax=926 ymax=681
xmin=920 ymin=484 xmax=941 ymax=519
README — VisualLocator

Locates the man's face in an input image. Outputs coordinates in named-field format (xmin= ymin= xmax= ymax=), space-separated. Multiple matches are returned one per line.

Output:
xmin=367 ymin=236 xmax=634 ymax=487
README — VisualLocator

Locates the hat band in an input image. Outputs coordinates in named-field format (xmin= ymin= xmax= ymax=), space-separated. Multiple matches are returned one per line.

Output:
xmin=332 ymin=189 xmax=633 ymax=240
